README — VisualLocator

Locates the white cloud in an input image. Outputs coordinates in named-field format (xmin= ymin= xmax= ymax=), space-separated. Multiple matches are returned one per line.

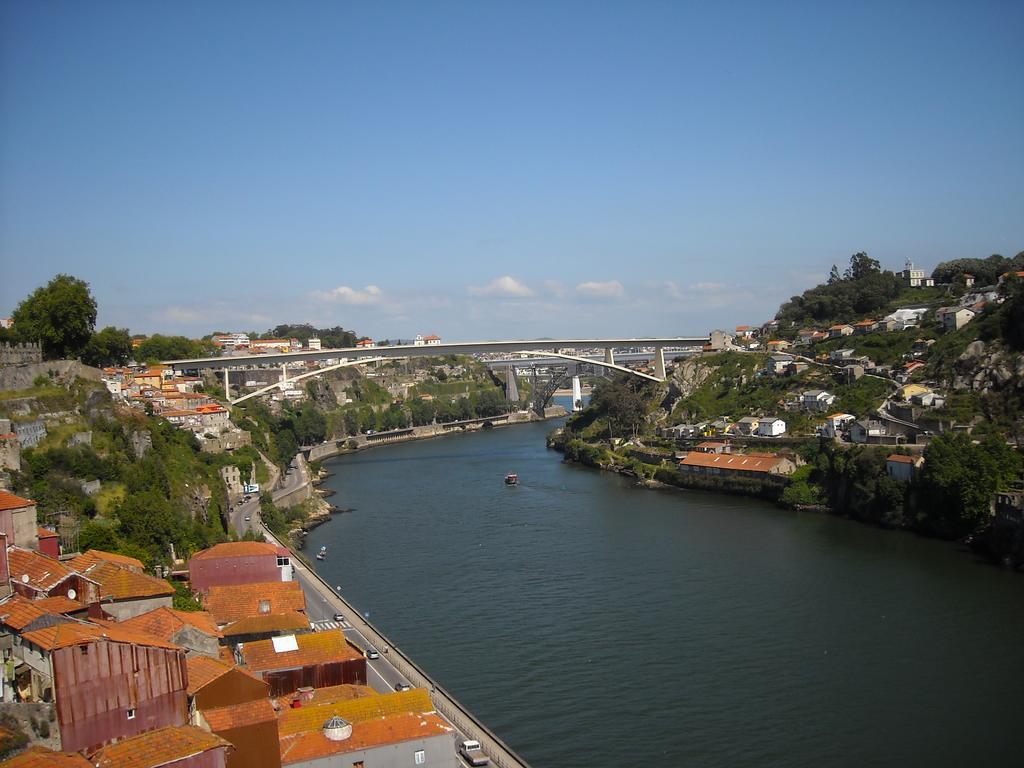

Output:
xmin=467 ymin=276 xmax=534 ymax=298
xmin=576 ymin=280 xmax=625 ymax=300
xmin=311 ymin=285 xmax=383 ymax=305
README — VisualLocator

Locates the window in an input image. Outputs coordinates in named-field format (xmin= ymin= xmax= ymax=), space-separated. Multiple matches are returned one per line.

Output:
xmin=413 ymin=750 xmax=425 ymax=765
xmin=352 ymin=763 xmax=364 ymax=768
xmin=277 ymin=556 xmax=289 ymax=567
xmin=79 ymin=646 xmax=88 ymax=656
xmin=126 ymin=708 xmax=136 ymax=720
xmin=258 ymin=599 xmax=271 ymax=614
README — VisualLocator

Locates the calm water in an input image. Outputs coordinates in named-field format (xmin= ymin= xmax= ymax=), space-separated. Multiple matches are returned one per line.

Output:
xmin=308 ymin=414 xmax=1024 ymax=767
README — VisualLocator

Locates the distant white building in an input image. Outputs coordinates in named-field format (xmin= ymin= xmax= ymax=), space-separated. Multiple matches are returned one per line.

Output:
xmin=900 ymin=261 xmax=935 ymax=288
xmin=414 ymin=334 xmax=442 ymax=346
xmin=936 ymin=306 xmax=976 ymax=332
xmin=802 ymin=390 xmax=837 ymax=413
xmin=884 ymin=307 xmax=929 ymax=331
xmin=306 ymin=337 xmax=322 ymax=351
xmin=756 ymin=417 xmax=786 ymax=437
xmin=821 ymin=413 xmax=855 ymax=439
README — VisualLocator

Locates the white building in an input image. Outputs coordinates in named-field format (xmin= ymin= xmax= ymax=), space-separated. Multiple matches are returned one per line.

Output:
xmin=802 ymin=390 xmax=837 ymax=412
xmin=414 ymin=334 xmax=442 ymax=346
xmin=821 ymin=412 xmax=856 ymax=439
xmin=306 ymin=337 xmax=322 ymax=351
xmin=900 ymin=261 xmax=935 ymax=288
xmin=756 ymin=417 xmax=787 ymax=437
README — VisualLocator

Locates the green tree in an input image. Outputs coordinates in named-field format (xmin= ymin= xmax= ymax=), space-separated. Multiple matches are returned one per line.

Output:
xmin=82 ymin=326 xmax=133 ymax=367
xmin=135 ymin=334 xmax=215 ymax=363
xmin=293 ymin=404 xmax=327 ymax=445
xmin=11 ymin=274 xmax=97 ymax=359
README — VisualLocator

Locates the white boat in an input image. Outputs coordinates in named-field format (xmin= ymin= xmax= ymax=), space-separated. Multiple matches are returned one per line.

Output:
xmin=316 ymin=545 xmax=327 ymax=561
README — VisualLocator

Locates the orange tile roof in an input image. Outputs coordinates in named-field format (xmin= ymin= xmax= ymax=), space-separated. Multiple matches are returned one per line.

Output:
xmin=222 ymin=611 xmax=310 ymax=637
xmin=67 ymin=549 xmax=145 ymax=572
xmin=120 ymin=606 xmax=222 ymax=643
xmin=281 ymin=711 xmax=450 ymax=763
xmin=680 ymin=452 xmax=785 ymax=474
xmin=187 ymin=655 xmax=235 ymax=694
xmin=0 ymin=594 xmax=52 ymax=630
xmin=22 ymin=620 xmax=182 ymax=652
xmin=7 ymin=547 xmax=78 ymax=591
xmin=204 ymin=581 xmax=306 ymax=625
xmin=0 ymin=490 xmax=34 ymax=511
xmin=36 ymin=527 xmax=59 ymax=540
xmin=277 ymin=688 xmax=434 ymax=738
xmin=2 ymin=745 xmax=92 ymax=767
xmin=83 ymin=560 xmax=174 ymax=601
xmin=275 ymin=683 xmax=376 ymax=709
xmin=191 ymin=541 xmax=279 ymax=561
xmin=240 ymin=629 xmax=362 ymax=673
xmin=90 ymin=725 xmax=231 ymax=768
xmin=202 ymin=697 xmax=277 ymax=731
xmin=33 ymin=596 xmax=85 ymax=614
xmin=887 ymin=454 xmax=921 ymax=464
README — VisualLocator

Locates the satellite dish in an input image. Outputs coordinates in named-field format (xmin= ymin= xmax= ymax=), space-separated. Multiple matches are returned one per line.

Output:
xmin=67 ymin=589 xmax=77 ymax=601
xmin=21 ymin=574 xmax=29 ymax=584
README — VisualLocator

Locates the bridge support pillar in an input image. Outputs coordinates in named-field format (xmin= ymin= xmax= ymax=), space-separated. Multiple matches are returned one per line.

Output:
xmin=505 ymin=365 xmax=519 ymax=403
xmin=654 ymin=346 xmax=666 ymax=380
xmin=604 ymin=347 xmax=615 ymax=366
xmin=572 ymin=375 xmax=583 ymax=412
xmin=223 ymin=369 xmax=230 ymax=403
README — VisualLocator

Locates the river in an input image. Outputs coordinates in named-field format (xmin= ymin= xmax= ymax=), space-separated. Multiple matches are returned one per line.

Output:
xmin=306 ymin=410 xmax=1024 ymax=767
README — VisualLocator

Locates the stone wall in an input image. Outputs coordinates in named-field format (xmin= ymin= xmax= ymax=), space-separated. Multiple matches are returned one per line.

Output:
xmin=0 ymin=360 xmax=102 ymax=392
xmin=0 ymin=343 xmax=42 ymax=367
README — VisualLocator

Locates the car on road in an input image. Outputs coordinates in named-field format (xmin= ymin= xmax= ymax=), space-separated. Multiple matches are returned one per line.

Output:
xmin=244 ymin=515 xmax=251 ymax=521
xmin=459 ymin=740 xmax=490 ymax=766
xmin=365 ymin=647 xmax=379 ymax=659
xmin=394 ymin=683 xmax=411 ymax=691
xmin=333 ymin=613 xmax=344 ymax=622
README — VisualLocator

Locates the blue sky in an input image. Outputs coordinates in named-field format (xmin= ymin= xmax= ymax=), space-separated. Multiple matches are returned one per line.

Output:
xmin=1 ymin=1 xmax=1022 ymax=340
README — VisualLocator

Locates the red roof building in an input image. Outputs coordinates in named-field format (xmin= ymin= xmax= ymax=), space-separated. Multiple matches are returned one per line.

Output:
xmin=679 ymin=451 xmax=796 ymax=478
xmin=189 ymin=541 xmax=293 ymax=593
xmin=0 ymin=490 xmax=38 ymax=550
xmin=202 ymin=581 xmax=306 ymax=628
xmin=237 ymin=629 xmax=366 ymax=697
xmin=7 ymin=547 xmax=101 ymax=603
xmin=89 ymin=724 xmax=232 ymax=768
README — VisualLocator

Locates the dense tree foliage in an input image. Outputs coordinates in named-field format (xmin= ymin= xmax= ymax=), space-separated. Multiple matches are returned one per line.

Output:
xmin=775 ymin=252 xmax=903 ymax=327
xmin=135 ymin=334 xmax=216 ymax=363
xmin=588 ymin=377 xmax=654 ymax=439
xmin=82 ymin=326 xmax=133 ymax=367
xmin=931 ymin=251 xmax=1024 ymax=286
xmin=258 ymin=324 xmax=357 ymax=349
xmin=10 ymin=274 xmax=97 ymax=359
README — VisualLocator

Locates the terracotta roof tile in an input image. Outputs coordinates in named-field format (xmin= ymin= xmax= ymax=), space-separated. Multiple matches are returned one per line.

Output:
xmin=7 ymin=547 xmax=78 ymax=592
xmin=36 ymin=527 xmax=59 ymax=539
xmin=83 ymin=561 xmax=174 ymax=601
xmin=887 ymin=454 xmax=921 ymax=464
xmin=204 ymin=581 xmax=306 ymax=625
xmin=240 ymin=629 xmax=362 ymax=673
xmin=186 ymin=655 xmax=236 ymax=694
xmin=33 ymin=596 xmax=85 ymax=614
xmin=22 ymin=619 xmax=182 ymax=652
xmin=277 ymin=688 xmax=435 ymax=738
xmin=680 ymin=452 xmax=786 ymax=474
xmin=2 ymin=745 xmax=92 ymax=767
xmin=202 ymin=698 xmax=278 ymax=731
xmin=68 ymin=549 xmax=145 ymax=572
xmin=90 ymin=725 xmax=231 ymax=768
xmin=222 ymin=611 xmax=310 ymax=637
xmin=190 ymin=541 xmax=279 ymax=561
xmin=275 ymin=683 xmax=376 ymax=710
xmin=120 ymin=606 xmax=222 ymax=642
xmin=0 ymin=594 xmax=52 ymax=630
xmin=281 ymin=712 xmax=450 ymax=763
xmin=0 ymin=490 xmax=34 ymax=511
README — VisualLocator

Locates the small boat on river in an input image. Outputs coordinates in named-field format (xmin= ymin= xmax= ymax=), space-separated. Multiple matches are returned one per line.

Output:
xmin=505 ymin=473 xmax=518 ymax=485
xmin=316 ymin=545 xmax=327 ymax=561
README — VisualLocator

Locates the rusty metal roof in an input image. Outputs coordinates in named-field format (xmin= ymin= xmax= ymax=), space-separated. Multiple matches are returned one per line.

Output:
xmin=240 ymin=628 xmax=361 ymax=673
xmin=22 ymin=619 xmax=182 ymax=652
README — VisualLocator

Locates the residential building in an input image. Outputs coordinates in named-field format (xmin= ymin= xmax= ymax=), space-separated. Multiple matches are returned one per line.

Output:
xmin=250 ymin=339 xmax=294 ymax=353
xmin=190 ymin=542 xmax=294 ymax=593
xmin=695 ymin=441 xmax=731 ymax=454
xmin=15 ymin=622 xmax=188 ymax=751
xmin=884 ymin=307 xmax=929 ymax=330
xmin=766 ymin=354 xmax=794 ymax=376
xmin=89 ymin=725 xmax=232 ymax=768
xmin=829 ymin=348 xmax=856 ymax=363
xmin=306 ymin=337 xmax=321 ymax=351
xmin=74 ymin=559 xmax=175 ymax=620
xmin=120 ymin=607 xmax=223 ymax=658
xmin=887 ymin=454 xmax=924 ymax=482
xmin=997 ymin=270 xmax=1024 ymax=285
xmin=202 ymin=580 xmax=306 ymax=629
xmin=852 ymin=319 xmax=876 ymax=334
xmin=355 ymin=339 xmax=375 ymax=348
xmin=678 ymin=452 xmax=796 ymax=478
xmin=828 ymin=324 xmax=854 ymax=338
xmin=734 ymin=325 xmax=758 ymax=339
xmin=236 ymin=629 xmax=367 ymax=696
xmin=821 ymin=413 xmax=856 ymax=439
xmin=276 ymin=688 xmax=456 ymax=768
xmin=213 ymin=333 xmax=251 ymax=350
xmin=756 ymin=417 xmax=786 ymax=437
xmin=797 ymin=329 xmax=818 ymax=345
xmin=963 ymin=273 xmax=975 ymax=288
xmin=0 ymin=491 xmax=39 ymax=550
xmin=735 ymin=416 xmax=760 ymax=435
xmin=842 ymin=364 xmax=865 ymax=383
xmin=900 ymin=260 xmax=935 ymax=287
xmin=36 ymin=527 xmax=59 ymax=558
xmin=708 ymin=330 xmax=735 ymax=350
xmin=7 ymin=547 xmax=101 ymax=603
xmin=67 ymin=548 xmax=145 ymax=574
xmin=765 ymin=339 xmax=791 ymax=351
xmin=851 ymin=420 xmax=888 ymax=444
xmin=936 ymin=306 xmax=976 ymax=332
xmin=802 ymin=390 xmax=837 ymax=413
